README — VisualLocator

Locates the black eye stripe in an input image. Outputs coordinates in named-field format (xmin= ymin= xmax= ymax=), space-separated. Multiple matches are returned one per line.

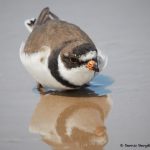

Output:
xmin=70 ymin=57 xmax=78 ymax=62
xmin=63 ymin=55 xmax=97 ymax=66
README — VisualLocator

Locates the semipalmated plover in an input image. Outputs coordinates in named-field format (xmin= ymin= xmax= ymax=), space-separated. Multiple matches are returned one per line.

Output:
xmin=20 ymin=7 xmax=107 ymax=92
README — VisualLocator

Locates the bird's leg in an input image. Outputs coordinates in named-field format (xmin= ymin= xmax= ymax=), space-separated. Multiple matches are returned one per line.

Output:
xmin=37 ymin=83 xmax=45 ymax=95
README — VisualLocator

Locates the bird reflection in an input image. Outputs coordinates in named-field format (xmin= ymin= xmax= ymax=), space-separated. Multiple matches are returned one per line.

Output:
xmin=29 ymin=86 xmax=112 ymax=150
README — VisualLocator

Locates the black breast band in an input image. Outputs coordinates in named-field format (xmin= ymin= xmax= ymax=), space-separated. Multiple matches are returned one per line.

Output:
xmin=48 ymin=46 xmax=81 ymax=89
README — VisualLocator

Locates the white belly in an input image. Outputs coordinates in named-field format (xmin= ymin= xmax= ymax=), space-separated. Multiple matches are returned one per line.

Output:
xmin=19 ymin=43 xmax=70 ymax=90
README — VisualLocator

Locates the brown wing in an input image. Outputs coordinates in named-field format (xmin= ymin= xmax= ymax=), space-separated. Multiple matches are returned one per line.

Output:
xmin=24 ymin=8 xmax=94 ymax=54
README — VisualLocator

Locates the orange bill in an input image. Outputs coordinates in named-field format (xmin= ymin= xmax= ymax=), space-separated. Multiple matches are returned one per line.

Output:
xmin=86 ymin=60 xmax=99 ymax=72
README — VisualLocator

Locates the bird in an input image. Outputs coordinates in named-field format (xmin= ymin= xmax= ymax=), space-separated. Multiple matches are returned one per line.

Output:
xmin=20 ymin=7 xmax=107 ymax=93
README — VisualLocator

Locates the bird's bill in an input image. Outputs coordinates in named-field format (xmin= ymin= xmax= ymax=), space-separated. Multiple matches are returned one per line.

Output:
xmin=86 ymin=60 xmax=99 ymax=72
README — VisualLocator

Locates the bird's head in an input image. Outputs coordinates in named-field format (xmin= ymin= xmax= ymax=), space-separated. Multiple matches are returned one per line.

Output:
xmin=61 ymin=43 xmax=99 ymax=72
xmin=58 ymin=43 xmax=100 ymax=86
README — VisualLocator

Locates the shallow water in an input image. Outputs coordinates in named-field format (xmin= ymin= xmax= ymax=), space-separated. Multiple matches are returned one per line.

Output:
xmin=30 ymin=85 xmax=112 ymax=150
xmin=29 ymin=75 xmax=112 ymax=150
xmin=1 ymin=0 xmax=150 ymax=150
xmin=32 ymin=75 xmax=113 ymax=96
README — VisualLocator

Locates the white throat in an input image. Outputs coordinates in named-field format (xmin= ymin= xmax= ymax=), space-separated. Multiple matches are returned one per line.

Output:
xmin=58 ymin=55 xmax=95 ymax=86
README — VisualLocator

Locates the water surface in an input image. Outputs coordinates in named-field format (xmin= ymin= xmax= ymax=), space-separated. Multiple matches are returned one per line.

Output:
xmin=0 ymin=1 xmax=150 ymax=150
xmin=30 ymin=78 xmax=112 ymax=150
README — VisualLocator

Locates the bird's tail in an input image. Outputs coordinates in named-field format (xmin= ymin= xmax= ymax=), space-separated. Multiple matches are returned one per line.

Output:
xmin=24 ymin=18 xmax=36 ymax=32
xmin=24 ymin=7 xmax=59 ymax=32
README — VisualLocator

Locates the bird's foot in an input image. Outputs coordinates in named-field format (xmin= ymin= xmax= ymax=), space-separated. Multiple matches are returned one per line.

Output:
xmin=37 ymin=83 xmax=46 ymax=95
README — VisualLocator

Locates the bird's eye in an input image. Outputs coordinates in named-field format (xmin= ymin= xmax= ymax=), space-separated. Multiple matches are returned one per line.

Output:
xmin=70 ymin=57 xmax=77 ymax=63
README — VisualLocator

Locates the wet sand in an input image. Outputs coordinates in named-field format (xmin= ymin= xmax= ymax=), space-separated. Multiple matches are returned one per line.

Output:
xmin=0 ymin=0 xmax=150 ymax=150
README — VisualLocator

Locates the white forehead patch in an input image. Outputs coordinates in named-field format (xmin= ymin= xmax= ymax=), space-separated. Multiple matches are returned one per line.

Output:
xmin=79 ymin=51 xmax=97 ymax=61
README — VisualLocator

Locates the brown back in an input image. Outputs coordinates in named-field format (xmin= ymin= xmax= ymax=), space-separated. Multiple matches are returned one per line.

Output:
xmin=24 ymin=8 xmax=94 ymax=54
